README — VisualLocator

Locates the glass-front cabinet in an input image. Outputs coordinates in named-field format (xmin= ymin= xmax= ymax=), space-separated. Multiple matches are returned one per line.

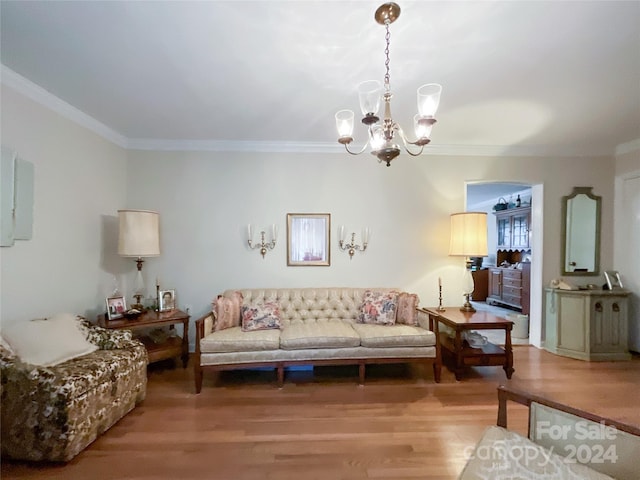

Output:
xmin=494 ymin=207 xmax=531 ymax=250
xmin=496 ymin=217 xmax=511 ymax=249
xmin=511 ymin=211 xmax=530 ymax=249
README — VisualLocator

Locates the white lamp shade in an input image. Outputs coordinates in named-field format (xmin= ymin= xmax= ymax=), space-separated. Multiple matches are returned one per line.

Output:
xmin=118 ymin=209 xmax=160 ymax=257
xmin=449 ymin=212 xmax=488 ymax=257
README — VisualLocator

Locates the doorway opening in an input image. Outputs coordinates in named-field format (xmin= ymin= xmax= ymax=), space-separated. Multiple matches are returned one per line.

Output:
xmin=465 ymin=182 xmax=544 ymax=347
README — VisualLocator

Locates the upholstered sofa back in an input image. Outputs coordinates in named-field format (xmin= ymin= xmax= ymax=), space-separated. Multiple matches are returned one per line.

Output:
xmin=222 ymin=287 xmax=396 ymax=326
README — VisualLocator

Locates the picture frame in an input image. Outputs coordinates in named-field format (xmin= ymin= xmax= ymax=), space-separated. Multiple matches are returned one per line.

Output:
xmin=106 ymin=296 xmax=127 ymax=320
xmin=604 ymin=271 xmax=623 ymax=289
xmin=286 ymin=213 xmax=330 ymax=266
xmin=159 ymin=289 xmax=176 ymax=312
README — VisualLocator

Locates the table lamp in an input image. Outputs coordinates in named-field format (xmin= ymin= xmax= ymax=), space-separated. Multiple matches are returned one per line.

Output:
xmin=118 ymin=209 xmax=160 ymax=310
xmin=449 ymin=212 xmax=488 ymax=312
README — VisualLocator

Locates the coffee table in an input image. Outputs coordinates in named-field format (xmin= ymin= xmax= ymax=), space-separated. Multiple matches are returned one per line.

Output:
xmin=423 ymin=307 xmax=514 ymax=380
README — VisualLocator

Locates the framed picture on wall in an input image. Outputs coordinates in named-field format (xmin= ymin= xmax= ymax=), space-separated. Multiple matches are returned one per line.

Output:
xmin=604 ymin=271 xmax=623 ymax=289
xmin=159 ymin=289 xmax=176 ymax=312
xmin=106 ymin=296 xmax=126 ymax=320
xmin=286 ymin=213 xmax=330 ymax=266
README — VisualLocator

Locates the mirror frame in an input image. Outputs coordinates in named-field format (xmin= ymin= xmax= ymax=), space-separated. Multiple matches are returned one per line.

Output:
xmin=561 ymin=186 xmax=601 ymax=276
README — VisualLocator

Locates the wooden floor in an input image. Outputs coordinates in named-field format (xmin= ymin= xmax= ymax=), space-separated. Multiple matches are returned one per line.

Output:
xmin=3 ymin=346 xmax=640 ymax=480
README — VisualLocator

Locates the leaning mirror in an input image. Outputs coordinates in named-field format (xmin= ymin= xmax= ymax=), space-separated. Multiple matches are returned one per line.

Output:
xmin=561 ymin=187 xmax=601 ymax=276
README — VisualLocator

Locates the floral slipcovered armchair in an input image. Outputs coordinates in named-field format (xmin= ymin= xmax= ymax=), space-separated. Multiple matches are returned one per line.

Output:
xmin=0 ymin=318 xmax=148 ymax=462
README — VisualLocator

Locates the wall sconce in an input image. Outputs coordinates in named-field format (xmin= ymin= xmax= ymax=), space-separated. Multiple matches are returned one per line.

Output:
xmin=449 ymin=212 xmax=488 ymax=312
xmin=118 ymin=209 xmax=160 ymax=310
xmin=338 ymin=226 xmax=370 ymax=259
xmin=247 ymin=224 xmax=277 ymax=258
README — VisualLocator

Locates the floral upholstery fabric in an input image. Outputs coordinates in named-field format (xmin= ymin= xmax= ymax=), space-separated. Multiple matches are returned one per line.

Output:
xmin=357 ymin=290 xmax=399 ymax=325
xmin=241 ymin=301 xmax=281 ymax=331
xmin=0 ymin=318 xmax=148 ymax=462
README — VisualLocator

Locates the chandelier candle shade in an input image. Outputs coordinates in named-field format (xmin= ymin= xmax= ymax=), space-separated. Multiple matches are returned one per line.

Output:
xmin=118 ymin=209 xmax=160 ymax=310
xmin=449 ymin=212 xmax=488 ymax=312
xmin=335 ymin=2 xmax=442 ymax=167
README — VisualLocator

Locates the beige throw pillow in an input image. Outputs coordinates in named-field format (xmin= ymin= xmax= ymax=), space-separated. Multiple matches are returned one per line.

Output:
xmin=396 ymin=292 xmax=420 ymax=325
xmin=213 ymin=291 xmax=244 ymax=331
xmin=2 ymin=313 xmax=98 ymax=367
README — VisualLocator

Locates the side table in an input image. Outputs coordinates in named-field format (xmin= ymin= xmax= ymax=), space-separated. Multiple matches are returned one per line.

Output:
xmin=98 ymin=309 xmax=190 ymax=368
xmin=423 ymin=307 xmax=514 ymax=381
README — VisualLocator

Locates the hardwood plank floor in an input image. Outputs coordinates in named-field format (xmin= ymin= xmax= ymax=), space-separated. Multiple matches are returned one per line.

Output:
xmin=3 ymin=346 xmax=639 ymax=480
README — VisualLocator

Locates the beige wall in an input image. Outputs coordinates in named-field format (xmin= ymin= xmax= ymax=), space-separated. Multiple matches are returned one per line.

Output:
xmin=0 ymin=85 xmax=127 ymax=324
xmin=0 ymin=84 xmax=626 ymax=350
xmin=124 ymin=149 xmax=615 ymax=348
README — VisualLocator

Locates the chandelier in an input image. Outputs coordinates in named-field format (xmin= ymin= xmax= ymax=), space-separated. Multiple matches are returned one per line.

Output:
xmin=335 ymin=2 xmax=442 ymax=167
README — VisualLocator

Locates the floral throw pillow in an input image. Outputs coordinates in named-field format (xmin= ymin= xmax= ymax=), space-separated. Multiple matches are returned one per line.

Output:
xmin=213 ymin=291 xmax=243 ymax=331
xmin=242 ymin=301 xmax=282 ymax=332
xmin=358 ymin=290 xmax=399 ymax=325
xmin=396 ymin=292 xmax=420 ymax=326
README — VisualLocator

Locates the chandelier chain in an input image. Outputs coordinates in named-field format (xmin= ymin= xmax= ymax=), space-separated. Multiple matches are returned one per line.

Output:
xmin=384 ymin=22 xmax=391 ymax=91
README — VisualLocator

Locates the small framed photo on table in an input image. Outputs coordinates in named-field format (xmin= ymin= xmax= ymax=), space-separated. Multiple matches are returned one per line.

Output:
xmin=106 ymin=296 xmax=126 ymax=320
xmin=159 ymin=289 xmax=176 ymax=312
xmin=604 ymin=271 xmax=623 ymax=289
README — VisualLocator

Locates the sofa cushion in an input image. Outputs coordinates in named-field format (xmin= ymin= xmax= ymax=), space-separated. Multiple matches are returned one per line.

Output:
xmin=280 ymin=320 xmax=360 ymax=350
xmin=2 ymin=313 xmax=98 ymax=367
xmin=358 ymin=290 xmax=399 ymax=325
xmin=200 ymin=327 xmax=281 ymax=353
xmin=396 ymin=292 xmax=419 ymax=326
xmin=352 ymin=323 xmax=435 ymax=348
xmin=242 ymin=301 xmax=281 ymax=331
xmin=213 ymin=291 xmax=243 ymax=331
xmin=459 ymin=426 xmax=614 ymax=480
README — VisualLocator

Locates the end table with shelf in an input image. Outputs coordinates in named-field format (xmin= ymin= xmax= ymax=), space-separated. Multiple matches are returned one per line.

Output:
xmin=423 ymin=307 xmax=514 ymax=381
xmin=98 ymin=309 xmax=190 ymax=367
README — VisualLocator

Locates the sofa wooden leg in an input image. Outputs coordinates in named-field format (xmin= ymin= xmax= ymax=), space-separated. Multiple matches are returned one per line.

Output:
xmin=195 ymin=365 xmax=203 ymax=393
xmin=358 ymin=363 xmax=365 ymax=385
xmin=277 ymin=364 xmax=284 ymax=388
xmin=433 ymin=361 xmax=442 ymax=383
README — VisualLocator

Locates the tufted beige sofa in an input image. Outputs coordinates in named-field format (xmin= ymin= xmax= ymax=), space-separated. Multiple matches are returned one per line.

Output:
xmin=194 ymin=288 xmax=441 ymax=392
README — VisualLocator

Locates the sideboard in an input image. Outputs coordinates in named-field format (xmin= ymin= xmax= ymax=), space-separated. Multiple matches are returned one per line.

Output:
xmin=544 ymin=287 xmax=631 ymax=361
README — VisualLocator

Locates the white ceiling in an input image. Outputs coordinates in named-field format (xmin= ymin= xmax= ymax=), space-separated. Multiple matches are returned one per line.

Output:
xmin=1 ymin=1 xmax=639 ymax=156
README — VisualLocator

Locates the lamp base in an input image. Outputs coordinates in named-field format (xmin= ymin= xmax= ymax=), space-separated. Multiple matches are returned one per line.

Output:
xmin=460 ymin=293 xmax=476 ymax=313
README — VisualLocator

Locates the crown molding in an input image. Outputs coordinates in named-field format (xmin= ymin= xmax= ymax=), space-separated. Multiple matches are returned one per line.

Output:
xmin=125 ymin=139 xmax=345 ymax=153
xmin=1 ymin=64 xmax=128 ymax=148
xmin=615 ymin=138 xmax=640 ymax=156
xmin=126 ymin=139 xmax=611 ymax=157
xmin=1 ymin=64 xmax=621 ymax=158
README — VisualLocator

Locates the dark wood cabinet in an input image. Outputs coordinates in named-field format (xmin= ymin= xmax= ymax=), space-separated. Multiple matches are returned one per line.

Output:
xmin=471 ymin=269 xmax=489 ymax=301
xmin=488 ymin=268 xmax=503 ymax=299
xmin=487 ymin=266 xmax=530 ymax=314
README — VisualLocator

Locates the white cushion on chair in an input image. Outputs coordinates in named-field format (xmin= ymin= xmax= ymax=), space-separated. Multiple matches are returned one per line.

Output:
xmin=2 ymin=313 xmax=98 ymax=366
